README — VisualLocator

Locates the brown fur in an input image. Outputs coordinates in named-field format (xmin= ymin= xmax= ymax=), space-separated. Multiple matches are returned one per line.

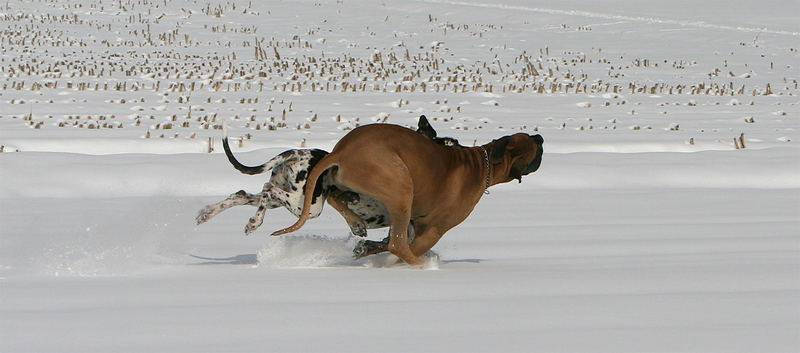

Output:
xmin=273 ymin=124 xmax=543 ymax=265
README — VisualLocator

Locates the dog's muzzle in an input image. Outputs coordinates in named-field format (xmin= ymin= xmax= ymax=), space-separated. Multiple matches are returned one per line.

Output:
xmin=522 ymin=135 xmax=544 ymax=176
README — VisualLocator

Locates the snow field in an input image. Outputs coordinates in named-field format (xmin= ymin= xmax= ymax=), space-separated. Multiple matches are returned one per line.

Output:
xmin=1 ymin=0 xmax=799 ymax=351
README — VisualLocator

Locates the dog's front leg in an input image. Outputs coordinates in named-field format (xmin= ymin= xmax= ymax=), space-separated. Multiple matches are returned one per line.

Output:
xmin=244 ymin=184 xmax=282 ymax=235
xmin=353 ymin=224 xmax=414 ymax=258
xmin=196 ymin=190 xmax=259 ymax=225
xmin=408 ymin=224 xmax=443 ymax=257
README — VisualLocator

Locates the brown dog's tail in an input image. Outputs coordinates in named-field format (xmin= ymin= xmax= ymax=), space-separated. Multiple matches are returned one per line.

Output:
xmin=271 ymin=152 xmax=340 ymax=236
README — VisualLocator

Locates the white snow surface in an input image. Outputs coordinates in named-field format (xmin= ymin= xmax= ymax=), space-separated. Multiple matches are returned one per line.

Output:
xmin=1 ymin=0 xmax=799 ymax=352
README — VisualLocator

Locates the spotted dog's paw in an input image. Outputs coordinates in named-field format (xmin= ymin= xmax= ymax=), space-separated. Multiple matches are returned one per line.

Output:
xmin=196 ymin=207 xmax=214 ymax=225
xmin=353 ymin=241 xmax=368 ymax=259
xmin=244 ymin=218 xmax=260 ymax=235
xmin=349 ymin=222 xmax=367 ymax=237
xmin=352 ymin=239 xmax=389 ymax=258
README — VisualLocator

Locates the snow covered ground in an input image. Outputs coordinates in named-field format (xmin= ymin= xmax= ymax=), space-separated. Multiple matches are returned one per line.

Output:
xmin=1 ymin=0 xmax=799 ymax=352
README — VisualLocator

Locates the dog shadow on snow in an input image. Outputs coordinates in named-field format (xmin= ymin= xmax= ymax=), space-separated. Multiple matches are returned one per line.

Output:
xmin=187 ymin=235 xmax=482 ymax=268
xmin=189 ymin=254 xmax=258 ymax=265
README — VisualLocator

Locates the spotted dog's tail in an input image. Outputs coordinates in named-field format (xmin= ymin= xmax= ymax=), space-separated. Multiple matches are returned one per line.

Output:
xmin=222 ymin=122 xmax=274 ymax=175
xmin=272 ymin=152 xmax=340 ymax=236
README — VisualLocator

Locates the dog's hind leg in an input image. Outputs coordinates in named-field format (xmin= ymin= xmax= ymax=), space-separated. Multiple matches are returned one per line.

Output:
xmin=383 ymin=189 xmax=422 ymax=264
xmin=353 ymin=238 xmax=388 ymax=258
xmin=342 ymin=158 xmax=422 ymax=265
xmin=196 ymin=190 xmax=259 ymax=225
xmin=326 ymin=190 xmax=367 ymax=237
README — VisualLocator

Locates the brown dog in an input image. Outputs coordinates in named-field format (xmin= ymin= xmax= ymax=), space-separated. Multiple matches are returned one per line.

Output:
xmin=273 ymin=124 xmax=544 ymax=265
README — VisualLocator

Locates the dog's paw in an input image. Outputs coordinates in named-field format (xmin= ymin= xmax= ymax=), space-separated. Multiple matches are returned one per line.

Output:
xmin=352 ymin=241 xmax=367 ymax=259
xmin=195 ymin=209 xmax=213 ymax=225
xmin=349 ymin=222 xmax=367 ymax=237
xmin=244 ymin=218 xmax=260 ymax=235
xmin=352 ymin=239 xmax=388 ymax=259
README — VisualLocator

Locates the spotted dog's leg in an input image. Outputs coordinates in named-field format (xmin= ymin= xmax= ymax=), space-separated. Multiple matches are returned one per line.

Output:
xmin=353 ymin=224 xmax=415 ymax=258
xmin=353 ymin=238 xmax=388 ymax=258
xmin=336 ymin=190 xmax=361 ymax=204
xmin=196 ymin=190 xmax=259 ymax=225
xmin=326 ymin=190 xmax=367 ymax=237
xmin=244 ymin=184 xmax=284 ymax=235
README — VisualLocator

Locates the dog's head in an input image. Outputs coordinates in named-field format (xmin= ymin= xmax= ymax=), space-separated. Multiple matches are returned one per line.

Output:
xmin=489 ymin=133 xmax=544 ymax=183
xmin=416 ymin=115 xmax=460 ymax=146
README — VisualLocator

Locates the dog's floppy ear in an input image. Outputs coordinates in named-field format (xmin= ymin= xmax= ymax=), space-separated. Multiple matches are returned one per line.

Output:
xmin=416 ymin=115 xmax=437 ymax=140
xmin=490 ymin=136 xmax=510 ymax=164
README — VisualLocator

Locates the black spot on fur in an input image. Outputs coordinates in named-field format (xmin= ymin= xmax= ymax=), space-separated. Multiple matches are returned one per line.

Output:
xmin=309 ymin=149 xmax=328 ymax=162
xmin=295 ymin=170 xmax=308 ymax=183
xmin=341 ymin=191 xmax=360 ymax=204
xmin=433 ymin=136 xmax=460 ymax=146
xmin=306 ymin=149 xmax=330 ymax=203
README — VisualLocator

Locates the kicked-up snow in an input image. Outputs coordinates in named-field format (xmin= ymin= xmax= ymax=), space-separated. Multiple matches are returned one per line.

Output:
xmin=1 ymin=0 xmax=798 ymax=352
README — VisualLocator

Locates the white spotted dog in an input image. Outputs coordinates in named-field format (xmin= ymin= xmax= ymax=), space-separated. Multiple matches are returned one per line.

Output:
xmin=196 ymin=115 xmax=457 ymax=238
xmin=416 ymin=115 xmax=460 ymax=147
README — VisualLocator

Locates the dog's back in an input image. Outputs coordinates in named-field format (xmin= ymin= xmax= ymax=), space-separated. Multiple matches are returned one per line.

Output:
xmin=332 ymin=124 xmax=464 ymax=195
